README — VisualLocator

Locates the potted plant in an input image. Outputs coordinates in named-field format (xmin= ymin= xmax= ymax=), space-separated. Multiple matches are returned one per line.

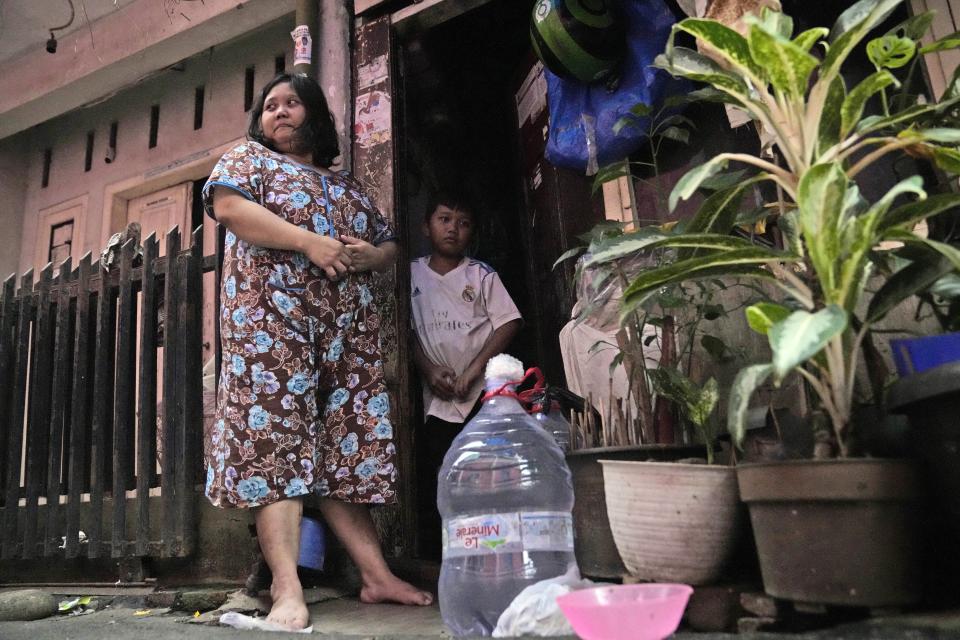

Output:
xmin=556 ymin=104 xmax=755 ymax=585
xmin=564 ymin=231 xmax=751 ymax=585
xmin=610 ymin=0 xmax=960 ymax=606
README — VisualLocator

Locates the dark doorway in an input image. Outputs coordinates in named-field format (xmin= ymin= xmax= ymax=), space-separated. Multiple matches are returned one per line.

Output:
xmin=396 ymin=0 xmax=547 ymax=560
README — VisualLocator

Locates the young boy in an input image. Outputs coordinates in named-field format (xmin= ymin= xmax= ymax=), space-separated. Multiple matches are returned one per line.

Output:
xmin=410 ymin=194 xmax=522 ymax=558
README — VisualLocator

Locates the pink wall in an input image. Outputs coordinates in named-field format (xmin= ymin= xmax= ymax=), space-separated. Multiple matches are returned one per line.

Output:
xmin=12 ymin=16 xmax=296 ymax=278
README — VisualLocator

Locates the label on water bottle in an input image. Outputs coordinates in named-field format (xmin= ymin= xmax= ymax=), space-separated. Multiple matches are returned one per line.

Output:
xmin=442 ymin=511 xmax=573 ymax=558
xmin=520 ymin=511 xmax=574 ymax=551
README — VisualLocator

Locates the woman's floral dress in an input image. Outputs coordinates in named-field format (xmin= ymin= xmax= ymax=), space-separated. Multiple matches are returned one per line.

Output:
xmin=202 ymin=141 xmax=398 ymax=508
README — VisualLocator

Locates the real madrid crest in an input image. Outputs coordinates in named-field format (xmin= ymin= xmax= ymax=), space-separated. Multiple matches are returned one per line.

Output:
xmin=462 ymin=285 xmax=476 ymax=302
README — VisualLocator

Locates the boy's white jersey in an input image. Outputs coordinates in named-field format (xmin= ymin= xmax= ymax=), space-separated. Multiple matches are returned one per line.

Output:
xmin=411 ymin=256 xmax=522 ymax=423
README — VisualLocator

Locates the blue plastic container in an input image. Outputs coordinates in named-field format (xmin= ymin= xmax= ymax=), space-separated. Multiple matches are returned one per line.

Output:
xmin=297 ymin=516 xmax=326 ymax=571
xmin=890 ymin=333 xmax=960 ymax=377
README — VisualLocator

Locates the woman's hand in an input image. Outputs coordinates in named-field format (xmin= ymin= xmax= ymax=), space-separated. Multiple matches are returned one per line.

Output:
xmin=303 ymin=234 xmax=352 ymax=280
xmin=341 ymin=236 xmax=386 ymax=273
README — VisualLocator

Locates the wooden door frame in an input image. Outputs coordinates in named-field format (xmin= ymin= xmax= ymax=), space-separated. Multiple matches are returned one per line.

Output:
xmin=351 ymin=0 xmax=509 ymax=560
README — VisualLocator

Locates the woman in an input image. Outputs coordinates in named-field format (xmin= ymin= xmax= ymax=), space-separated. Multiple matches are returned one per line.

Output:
xmin=203 ymin=73 xmax=431 ymax=630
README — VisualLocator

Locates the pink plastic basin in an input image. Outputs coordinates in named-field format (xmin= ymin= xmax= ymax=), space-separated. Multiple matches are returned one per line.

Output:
xmin=557 ymin=583 xmax=693 ymax=640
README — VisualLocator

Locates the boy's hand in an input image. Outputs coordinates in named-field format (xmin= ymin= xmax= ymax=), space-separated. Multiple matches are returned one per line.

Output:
xmin=453 ymin=364 xmax=482 ymax=401
xmin=341 ymin=236 xmax=385 ymax=272
xmin=427 ymin=365 xmax=457 ymax=400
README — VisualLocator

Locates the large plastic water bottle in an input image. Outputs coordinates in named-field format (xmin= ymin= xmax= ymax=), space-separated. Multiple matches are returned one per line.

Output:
xmin=532 ymin=395 xmax=571 ymax=453
xmin=438 ymin=355 xmax=576 ymax=637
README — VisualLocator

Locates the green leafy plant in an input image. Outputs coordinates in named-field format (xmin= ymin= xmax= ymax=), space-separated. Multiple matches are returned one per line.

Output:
xmin=613 ymin=0 xmax=960 ymax=457
xmin=558 ymin=222 xmax=752 ymax=461
xmin=557 ymin=101 xmax=760 ymax=460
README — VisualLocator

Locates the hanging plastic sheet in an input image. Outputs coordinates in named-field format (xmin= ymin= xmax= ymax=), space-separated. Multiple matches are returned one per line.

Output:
xmin=544 ymin=0 xmax=686 ymax=174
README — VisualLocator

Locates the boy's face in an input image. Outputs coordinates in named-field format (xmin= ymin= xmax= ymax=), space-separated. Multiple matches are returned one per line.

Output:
xmin=424 ymin=205 xmax=473 ymax=258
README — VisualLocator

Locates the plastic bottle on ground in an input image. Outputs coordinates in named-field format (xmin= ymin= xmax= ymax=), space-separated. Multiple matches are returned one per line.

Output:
xmin=532 ymin=397 xmax=572 ymax=453
xmin=437 ymin=355 xmax=576 ymax=637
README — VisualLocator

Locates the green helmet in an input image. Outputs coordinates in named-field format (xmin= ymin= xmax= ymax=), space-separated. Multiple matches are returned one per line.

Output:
xmin=530 ymin=0 xmax=626 ymax=84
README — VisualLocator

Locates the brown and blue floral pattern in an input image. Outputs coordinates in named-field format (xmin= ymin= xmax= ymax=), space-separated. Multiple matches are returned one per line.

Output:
xmin=202 ymin=142 xmax=398 ymax=508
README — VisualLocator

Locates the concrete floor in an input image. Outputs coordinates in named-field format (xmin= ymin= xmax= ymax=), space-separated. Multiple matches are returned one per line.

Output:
xmin=2 ymin=586 xmax=960 ymax=639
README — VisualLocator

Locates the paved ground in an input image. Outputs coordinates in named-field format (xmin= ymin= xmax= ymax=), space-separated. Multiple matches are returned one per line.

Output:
xmin=1 ymin=586 xmax=959 ymax=639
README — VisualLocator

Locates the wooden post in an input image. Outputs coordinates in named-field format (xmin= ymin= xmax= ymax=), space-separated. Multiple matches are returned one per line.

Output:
xmin=176 ymin=227 xmax=204 ymax=556
xmin=136 ymin=235 xmax=159 ymax=557
xmin=65 ymin=254 xmax=93 ymax=559
xmin=353 ymin=13 xmax=411 ymax=556
xmin=89 ymin=264 xmax=117 ymax=559
xmin=44 ymin=257 xmax=74 ymax=556
xmin=1 ymin=270 xmax=32 ymax=559
xmin=161 ymin=227 xmax=182 ymax=557
xmin=0 ymin=275 xmax=17 ymax=530
xmin=23 ymin=265 xmax=54 ymax=559
xmin=112 ymin=240 xmax=138 ymax=558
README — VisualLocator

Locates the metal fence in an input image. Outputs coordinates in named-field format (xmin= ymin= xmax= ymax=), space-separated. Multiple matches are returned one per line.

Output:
xmin=0 ymin=226 xmax=209 ymax=560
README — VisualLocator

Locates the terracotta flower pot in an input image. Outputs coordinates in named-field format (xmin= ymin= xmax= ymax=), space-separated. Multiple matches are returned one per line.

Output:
xmin=566 ymin=445 xmax=704 ymax=579
xmin=737 ymin=459 xmax=922 ymax=607
xmin=600 ymin=460 xmax=743 ymax=585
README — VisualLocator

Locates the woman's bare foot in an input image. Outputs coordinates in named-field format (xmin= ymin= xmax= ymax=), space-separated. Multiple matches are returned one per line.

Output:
xmin=267 ymin=580 xmax=310 ymax=630
xmin=360 ymin=574 xmax=434 ymax=606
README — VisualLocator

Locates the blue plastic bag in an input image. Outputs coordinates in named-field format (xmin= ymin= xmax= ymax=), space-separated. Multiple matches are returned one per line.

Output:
xmin=297 ymin=515 xmax=326 ymax=571
xmin=544 ymin=0 xmax=684 ymax=173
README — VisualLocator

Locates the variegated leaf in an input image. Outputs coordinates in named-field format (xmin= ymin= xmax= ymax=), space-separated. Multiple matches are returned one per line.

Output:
xmin=793 ymin=27 xmax=829 ymax=52
xmin=748 ymin=24 xmax=818 ymax=96
xmin=919 ymin=29 xmax=960 ymax=54
xmin=676 ymin=19 xmax=765 ymax=79
xmin=831 ymin=0 xmax=905 ymax=42
xmin=840 ymin=70 xmax=898 ymax=138
xmin=868 ymin=255 xmax=953 ymax=322
xmin=690 ymin=377 xmax=719 ymax=428
xmin=797 ymin=163 xmax=848 ymax=293
xmin=866 ymin=35 xmax=916 ymax=69
xmin=681 ymin=176 xmax=767 ymax=258
xmin=669 ymin=155 xmax=730 ymax=211
xmin=879 ymin=192 xmax=960 ymax=232
xmin=933 ymin=147 xmax=960 ymax=174
xmin=769 ymin=306 xmax=848 ymax=381
xmin=746 ymin=302 xmax=792 ymax=335
xmin=903 ymin=128 xmax=960 ymax=143
xmin=822 ymin=0 xmax=906 ymax=85
xmin=623 ymin=246 xmax=786 ymax=302
xmin=883 ymin=230 xmax=960 ymax=271
xmin=653 ymin=48 xmax=750 ymax=99
xmin=582 ymin=228 xmax=669 ymax=266
xmin=886 ymin=11 xmax=934 ymax=40
xmin=728 ymin=364 xmax=773 ymax=449
xmin=752 ymin=7 xmax=794 ymax=39
xmin=856 ymin=103 xmax=942 ymax=134
xmin=817 ymin=75 xmax=846 ymax=154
